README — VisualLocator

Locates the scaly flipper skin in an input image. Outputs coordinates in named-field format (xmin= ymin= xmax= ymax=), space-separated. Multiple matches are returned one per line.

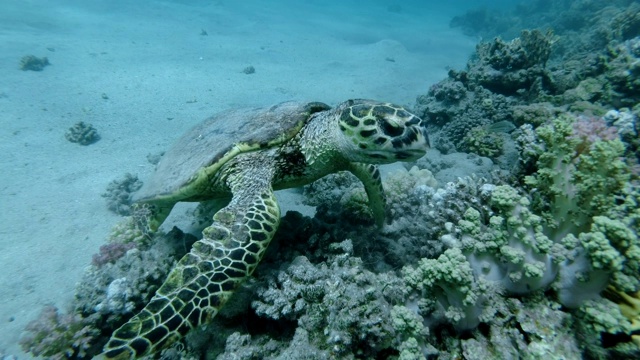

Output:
xmin=100 ymin=157 xmax=279 ymax=359
xmin=347 ymin=163 xmax=386 ymax=227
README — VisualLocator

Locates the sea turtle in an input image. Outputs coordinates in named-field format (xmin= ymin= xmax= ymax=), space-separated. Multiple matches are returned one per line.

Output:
xmin=99 ymin=99 xmax=430 ymax=359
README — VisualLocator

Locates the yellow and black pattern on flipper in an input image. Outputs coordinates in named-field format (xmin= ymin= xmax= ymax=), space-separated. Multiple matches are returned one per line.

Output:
xmin=101 ymin=158 xmax=280 ymax=359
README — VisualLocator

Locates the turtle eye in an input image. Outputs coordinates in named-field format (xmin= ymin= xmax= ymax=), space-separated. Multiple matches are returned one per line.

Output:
xmin=380 ymin=119 xmax=404 ymax=137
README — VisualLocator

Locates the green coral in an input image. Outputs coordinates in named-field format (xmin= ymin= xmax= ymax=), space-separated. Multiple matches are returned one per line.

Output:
xmin=403 ymin=248 xmax=486 ymax=330
xmin=461 ymin=125 xmax=505 ymax=158
xmin=561 ymin=78 xmax=605 ymax=103
xmin=398 ymin=337 xmax=427 ymax=360
xmin=520 ymin=114 xmax=638 ymax=296
xmin=573 ymin=297 xmax=636 ymax=358
xmin=524 ymin=114 xmax=629 ymax=239
xmin=592 ymin=188 xmax=640 ymax=293
xmin=391 ymin=305 xmax=426 ymax=340
xmin=451 ymin=185 xmax=560 ymax=295
xmin=512 ymin=103 xmax=565 ymax=127
xmin=579 ymin=217 xmax=626 ymax=273
xmin=107 ymin=217 xmax=149 ymax=246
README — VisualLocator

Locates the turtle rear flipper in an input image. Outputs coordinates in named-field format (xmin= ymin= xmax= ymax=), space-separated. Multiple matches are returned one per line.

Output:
xmin=101 ymin=157 xmax=280 ymax=359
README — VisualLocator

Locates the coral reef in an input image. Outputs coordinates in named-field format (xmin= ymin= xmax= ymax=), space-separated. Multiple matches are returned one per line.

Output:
xmin=101 ymin=173 xmax=143 ymax=216
xmin=75 ymin=226 xmax=194 ymax=319
xmin=19 ymin=305 xmax=99 ymax=359
xmin=420 ymin=2 xmax=640 ymax=163
xmin=456 ymin=294 xmax=581 ymax=360
xmin=253 ymin=246 xmax=402 ymax=357
xmin=65 ymin=121 xmax=100 ymax=145
xmin=600 ymin=37 xmax=640 ymax=108
xmin=91 ymin=242 xmax=137 ymax=268
xmin=24 ymin=2 xmax=640 ymax=359
xmin=20 ymin=227 xmax=195 ymax=359
xmin=471 ymin=29 xmax=554 ymax=96
xmin=444 ymin=0 xmax=640 ymax=111
xmin=450 ymin=1 xmax=639 ymax=59
xmin=460 ymin=125 xmax=506 ymax=158
xmin=19 ymin=55 xmax=50 ymax=71
xmin=397 ymin=109 xmax=637 ymax=357
xmin=402 ymin=247 xmax=494 ymax=331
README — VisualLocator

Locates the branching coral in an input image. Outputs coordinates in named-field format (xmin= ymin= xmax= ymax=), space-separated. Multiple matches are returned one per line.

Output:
xmin=90 ymin=217 xmax=150 ymax=268
xmin=252 ymin=242 xmax=403 ymax=357
xmin=92 ymin=242 xmax=137 ymax=267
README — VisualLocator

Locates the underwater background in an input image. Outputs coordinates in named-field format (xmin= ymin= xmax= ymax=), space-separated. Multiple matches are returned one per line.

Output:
xmin=1 ymin=0 xmax=639 ymax=359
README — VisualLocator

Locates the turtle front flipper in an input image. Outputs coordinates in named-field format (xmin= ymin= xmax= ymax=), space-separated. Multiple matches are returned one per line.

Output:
xmin=100 ymin=160 xmax=280 ymax=359
xmin=131 ymin=202 xmax=174 ymax=234
xmin=347 ymin=162 xmax=386 ymax=227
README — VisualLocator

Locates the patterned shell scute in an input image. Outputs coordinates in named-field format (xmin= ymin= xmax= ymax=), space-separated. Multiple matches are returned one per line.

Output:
xmin=134 ymin=101 xmax=330 ymax=201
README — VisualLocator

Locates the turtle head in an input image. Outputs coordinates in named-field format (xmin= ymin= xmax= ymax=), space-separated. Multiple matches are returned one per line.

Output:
xmin=335 ymin=99 xmax=430 ymax=163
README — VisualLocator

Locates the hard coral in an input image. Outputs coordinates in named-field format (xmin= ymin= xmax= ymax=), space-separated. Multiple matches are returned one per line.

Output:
xmin=101 ymin=173 xmax=143 ymax=216
xmin=461 ymin=125 xmax=505 ymax=158
xmin=65 ymin=121 xmax=100 ymax=145
xmin=471 ymin=29 xmax=554 ymax=96
xmin=602 ymin=37 xmax=640 ymax=107
xmin=477 ymin=29 xmax=553 ymax=71
xmin=92 ymin=242 xmax=137 ymax=267
xmin=253 ymin=247 xmax=401 ymax=357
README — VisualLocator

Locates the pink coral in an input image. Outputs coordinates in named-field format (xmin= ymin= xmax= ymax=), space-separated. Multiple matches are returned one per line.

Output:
xmin=92 ymin=242 xmax=137 ymax=267
xmin=20 ymin=305 xmax=98 ymax=359
xmin=571 ymin=116 xmax=619 ymax=155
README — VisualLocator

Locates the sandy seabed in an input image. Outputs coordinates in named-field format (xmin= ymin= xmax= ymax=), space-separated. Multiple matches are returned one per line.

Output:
xmin=0 ymin=0 xmax=476 ymax=356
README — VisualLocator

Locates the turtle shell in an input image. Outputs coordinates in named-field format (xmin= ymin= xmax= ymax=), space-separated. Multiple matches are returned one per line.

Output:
xmin=134 ymin=101 xmax=330 ymax=203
